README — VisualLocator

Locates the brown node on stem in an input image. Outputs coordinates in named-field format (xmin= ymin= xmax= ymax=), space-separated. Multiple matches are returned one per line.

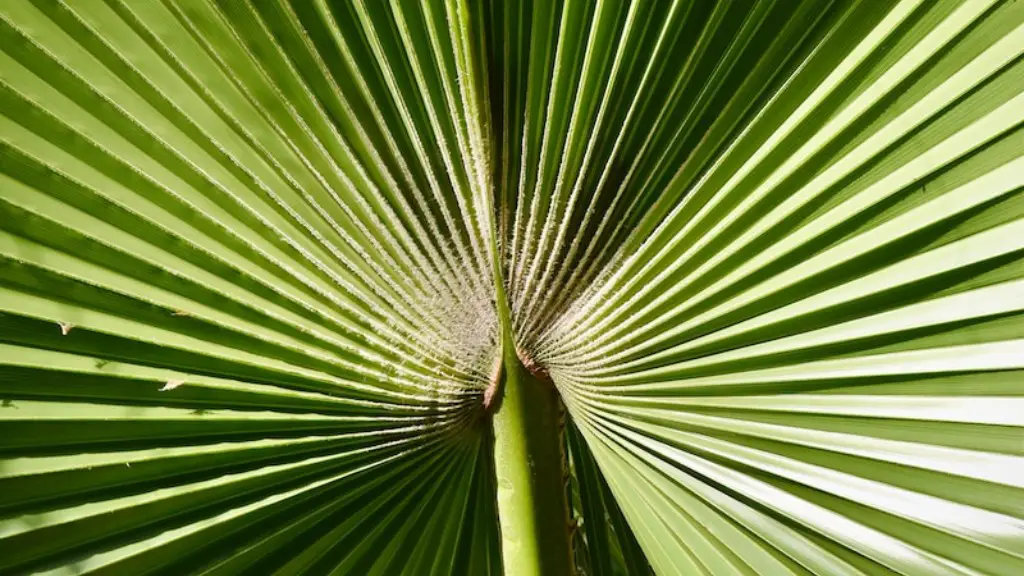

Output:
xmin=480 ymin=346 xmax=552 ymax=413
xmin=516 ymin=345 xmax=551 ymax=382
xmin=482 ymin=354 xmax=503 ymax=411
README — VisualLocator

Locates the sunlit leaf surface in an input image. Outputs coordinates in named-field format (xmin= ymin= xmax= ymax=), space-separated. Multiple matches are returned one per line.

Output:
xmin=2 ymin=0 xmax=1022 ymax=574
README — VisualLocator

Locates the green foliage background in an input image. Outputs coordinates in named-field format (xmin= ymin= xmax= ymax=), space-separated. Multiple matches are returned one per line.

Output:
xmin=1 ymin=0 xmax=1023 ymax=574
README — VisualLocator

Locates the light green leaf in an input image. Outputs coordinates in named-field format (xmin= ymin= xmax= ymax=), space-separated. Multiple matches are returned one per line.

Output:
xmin=2 ymin=0 xmax=1022 ymax=574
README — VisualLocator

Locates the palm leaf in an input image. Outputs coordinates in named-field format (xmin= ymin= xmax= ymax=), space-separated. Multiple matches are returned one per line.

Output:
xmin=2 ymin=0 xmax=1023 ymax=574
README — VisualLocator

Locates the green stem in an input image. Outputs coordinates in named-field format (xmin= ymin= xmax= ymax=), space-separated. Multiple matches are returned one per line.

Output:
xmin=488 ymin=221 xmax=573 ymax=575
xmin=491 ymin=340 xmax=574 ymax=575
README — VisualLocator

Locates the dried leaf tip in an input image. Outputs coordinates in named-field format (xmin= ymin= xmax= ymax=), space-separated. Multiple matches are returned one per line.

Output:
xmin=58 ymin=322 xmax=74 ymax=335
xmin=160 ymin=379 xmax=185 ymax=391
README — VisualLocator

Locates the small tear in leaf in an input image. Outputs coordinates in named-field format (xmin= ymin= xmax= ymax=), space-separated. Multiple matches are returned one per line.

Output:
xmin=172 ymin=310 xmax=191 ymax=317
xmin=160 ymin=379 xmax=185 ymax=391
xmin=58 ymin=322 xmax=74 ymax=335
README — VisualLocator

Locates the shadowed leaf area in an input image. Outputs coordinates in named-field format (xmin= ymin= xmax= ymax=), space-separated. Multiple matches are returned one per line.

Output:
xmin=1 ymin=0 xmax=1023 ymax=574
